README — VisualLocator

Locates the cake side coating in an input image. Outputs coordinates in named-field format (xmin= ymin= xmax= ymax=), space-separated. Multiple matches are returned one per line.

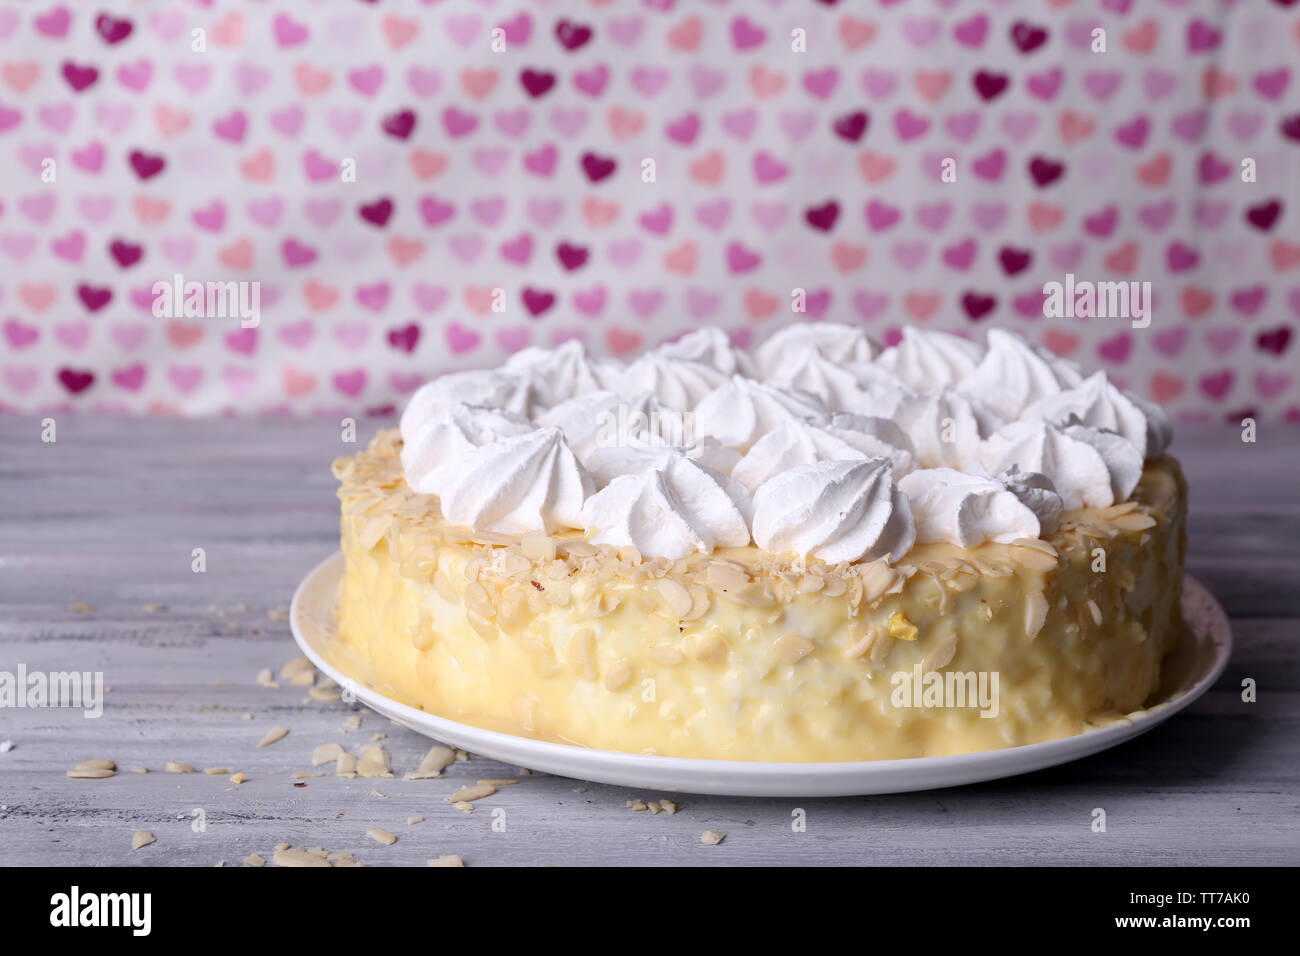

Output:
xmin=331 ymin=430 xmax=1186 ymax=762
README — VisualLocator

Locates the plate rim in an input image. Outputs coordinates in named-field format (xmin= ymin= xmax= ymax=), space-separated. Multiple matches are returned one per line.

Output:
xmin=290 ymin=551 xmax=1232 ymax=795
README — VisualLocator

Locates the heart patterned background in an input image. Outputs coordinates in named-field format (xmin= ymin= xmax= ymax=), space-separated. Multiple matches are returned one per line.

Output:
xmin=1 ymin=0 xmax=1298 ymax=421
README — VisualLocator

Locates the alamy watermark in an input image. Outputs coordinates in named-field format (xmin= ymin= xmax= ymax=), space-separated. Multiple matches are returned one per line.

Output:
xmin=152 ymin=272 xmax=260 ymax=328
xmin=593 ymin=405 xmax=700 ymax=455
xmin=1043 ymin=273 xmax=1151 ymax=329
xmin=890 ymin=663 xmax=1000 ymax=718
xmin=0 ymin=665 xmax=103 ymax=718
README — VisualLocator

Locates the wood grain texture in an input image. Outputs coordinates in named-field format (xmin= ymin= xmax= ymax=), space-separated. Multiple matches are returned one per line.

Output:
xmin=1 ymin=417 xmax=1297 ymax=867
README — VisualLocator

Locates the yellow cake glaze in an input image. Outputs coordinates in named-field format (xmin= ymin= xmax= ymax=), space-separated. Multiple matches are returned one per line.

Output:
xmin=329 ymin=430 xmax=1186 ymax=762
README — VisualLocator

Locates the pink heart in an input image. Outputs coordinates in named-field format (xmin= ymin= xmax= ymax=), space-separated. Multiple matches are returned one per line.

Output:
xmin=445 ymin=322 xmax=480 ymax=355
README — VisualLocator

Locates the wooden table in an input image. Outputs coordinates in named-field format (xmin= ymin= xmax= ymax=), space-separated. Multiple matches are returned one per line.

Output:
xmin=1 ymin=417 xmax=1296 ymax=866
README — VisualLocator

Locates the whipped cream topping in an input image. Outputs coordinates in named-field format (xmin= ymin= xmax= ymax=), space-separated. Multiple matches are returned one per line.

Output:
xmin=402 ymin=403 xmax=535 ymax=495
xmin=1022 ymin=370 xmax=1173 ymax=459
xmin=502 ymin=340 xmax=615 ymax=408
xmin=656 ymin=327 xmax=755 ymax=377
xmin=732 ymin=414 xmax=915 ymax=490
xmin=581 ymin=449 xmax=751 ymax=559
xmin=894 ymin=386 xmax=1004 ymax=470
xmin=754 ymin=322 xmax=877 ymax=376
xmin=958 ymin=328 xmax=1083 ymax=420
xmin=764 ymin=349 xmax=911 ymax=418
xmin=898 ymin=467 xmax=1060 ymax=548
xmin=977 ymin=420 xmax=1142 ymax=510
xmin=536 ymin=389 xmax=662 ymax=465
xmin=694 ymin=376 xmax=829 ymax=450
xmin=398 ymin=325 xmax=1172 ymax=561
xmin=400 ymin=368 xmax=538 ymax=436
xmin=751 ymin=458 xmax=915 ymax=563
xmin=423 ymin=426 xmax=594 ymax=535
xmin=615 ymin=352 xmax=729 ymax=411
xmin=875 ymin=328 xmax=983 ymax=392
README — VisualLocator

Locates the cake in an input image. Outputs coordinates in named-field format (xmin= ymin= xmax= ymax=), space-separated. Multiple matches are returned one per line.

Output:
xmin=331 ymin=325 xmax=1184 ymax=762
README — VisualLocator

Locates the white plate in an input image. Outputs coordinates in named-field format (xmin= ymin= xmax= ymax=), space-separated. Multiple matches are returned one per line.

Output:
xmin=291 ymin=553 xmax=1231 ymax=797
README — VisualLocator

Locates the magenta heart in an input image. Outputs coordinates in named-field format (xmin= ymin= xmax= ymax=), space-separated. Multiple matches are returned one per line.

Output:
xmin=1199 ymin=371 xmax=1233 ymax=401
xmin=666 ymin=112 xmax=701 ymax=145
xmin=522 ymin=288 xmax=556 ymax=317
xmin=212 ymin=110 xmax=247 ymax=144
xmin=282 ymin=239 xmax=317 ymax=267
xmin=941 ymin=238 xmax=976 ymax=270
xmin=722 ymin=108 xmax=757 ymax=139
xmin=726 ymin=242 xmax=760 ymax=274
xmin=499 ymin=233 xmax=533 ymax=265
xmin=523 ymin=144 xmax=558 ymax=177
xmin=572 ymin=286 xmax=607 ymax=317
xmin=387 ymin=324 xmax=420 ymax=353
xmin=381 ymin=109 xmax=416 ymax=140
xmin=1097 ymin=333 xmax=1132 ymax=364
xmin=3 ymin=319 xmax=39 ymax=348
xmin=1187 ymin=19 xmax=1221 ymax=53
xmin=332 ymin=369 xmax=367 ymax=398
xmin=574 ymin=64 xmax=609 ymax=97
xmin=111 ymin=363 xmax=146 ymax=392
xmin=356 ymin=283 xmax=391 ymax=312
xmin=1083 ymin=206 xmax=1119 ymax=238
xmin=57 ymin=367 xmax=95 ymax=395
xmin=445 ymin=322 xmax=480 ymax=355
xmin=273 ymin=13 xmax=309 ymax=47
xmin=1154 ymin=328 xmax=1188 ymax=357
xmin=971 ymin=149 xmax=1006 ymax=181
xmin=1166 ymin=242 xmax=1200 ymax=272
xmin=961 ymin=292 xmax=997 ymax=321
xmin=864 ymin=200 xmax=901 ymax=232
xmin=192 ymin=201 xmax=225 ymax=232
xmin=753 ymin=152 xmax=789 ymax=185
xmin=1025 ymin=68 xmax=1063 ymax=100
xmin=893 ymin=108 xmax=930 ymax=141
xmin=1230 ymin=286 xmax=1266 ymax=316
xmin=953 ymin=14 xmax=988 ymax=48
xmin=71 ymin=141 xmax=106 ymax=172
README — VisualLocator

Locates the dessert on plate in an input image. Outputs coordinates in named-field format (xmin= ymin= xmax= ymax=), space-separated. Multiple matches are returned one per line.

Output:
xmin=331 ymin=324 xmax=1184 ymax=761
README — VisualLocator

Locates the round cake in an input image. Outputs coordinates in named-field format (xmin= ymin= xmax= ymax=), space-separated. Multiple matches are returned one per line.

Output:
xmin=331 ymin=325 xmax=1185 ymax=761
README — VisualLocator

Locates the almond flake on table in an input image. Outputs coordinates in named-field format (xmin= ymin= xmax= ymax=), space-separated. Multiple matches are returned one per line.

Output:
xmin=701 ymin=829 xmax=726 ymax=846
xmin=131 ymin=830 xmax=155 ymax=851
xmin=257 ymin=726 xmax=289 ymax=748
xmin=312 ymin=743 xmax=344 ymax=767
xmin=447 ymin=783 xmax=496 ymax=803
xmin=366 ymin=828 xmax=397 ymax=846
xmin=166 ymin=761 xmax=196 ymax=773
xmin=427 ymin=855 xmax=465 ymax=867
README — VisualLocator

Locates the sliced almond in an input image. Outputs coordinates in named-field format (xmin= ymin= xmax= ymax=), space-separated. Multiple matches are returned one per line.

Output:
xmin=447 ymin=783 xmax=496 ymax=803
xmin=257 ymin=726 xmax=289 ymax=748
xmin=366 ymin=828 xmax=397 ymax=846
xmin=131 ymin=830 xmax=155 ymax=851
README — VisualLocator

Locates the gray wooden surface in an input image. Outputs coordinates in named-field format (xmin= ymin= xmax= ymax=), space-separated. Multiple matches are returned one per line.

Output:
xmin=1 ymin=416 xmax=1297 ymax=867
